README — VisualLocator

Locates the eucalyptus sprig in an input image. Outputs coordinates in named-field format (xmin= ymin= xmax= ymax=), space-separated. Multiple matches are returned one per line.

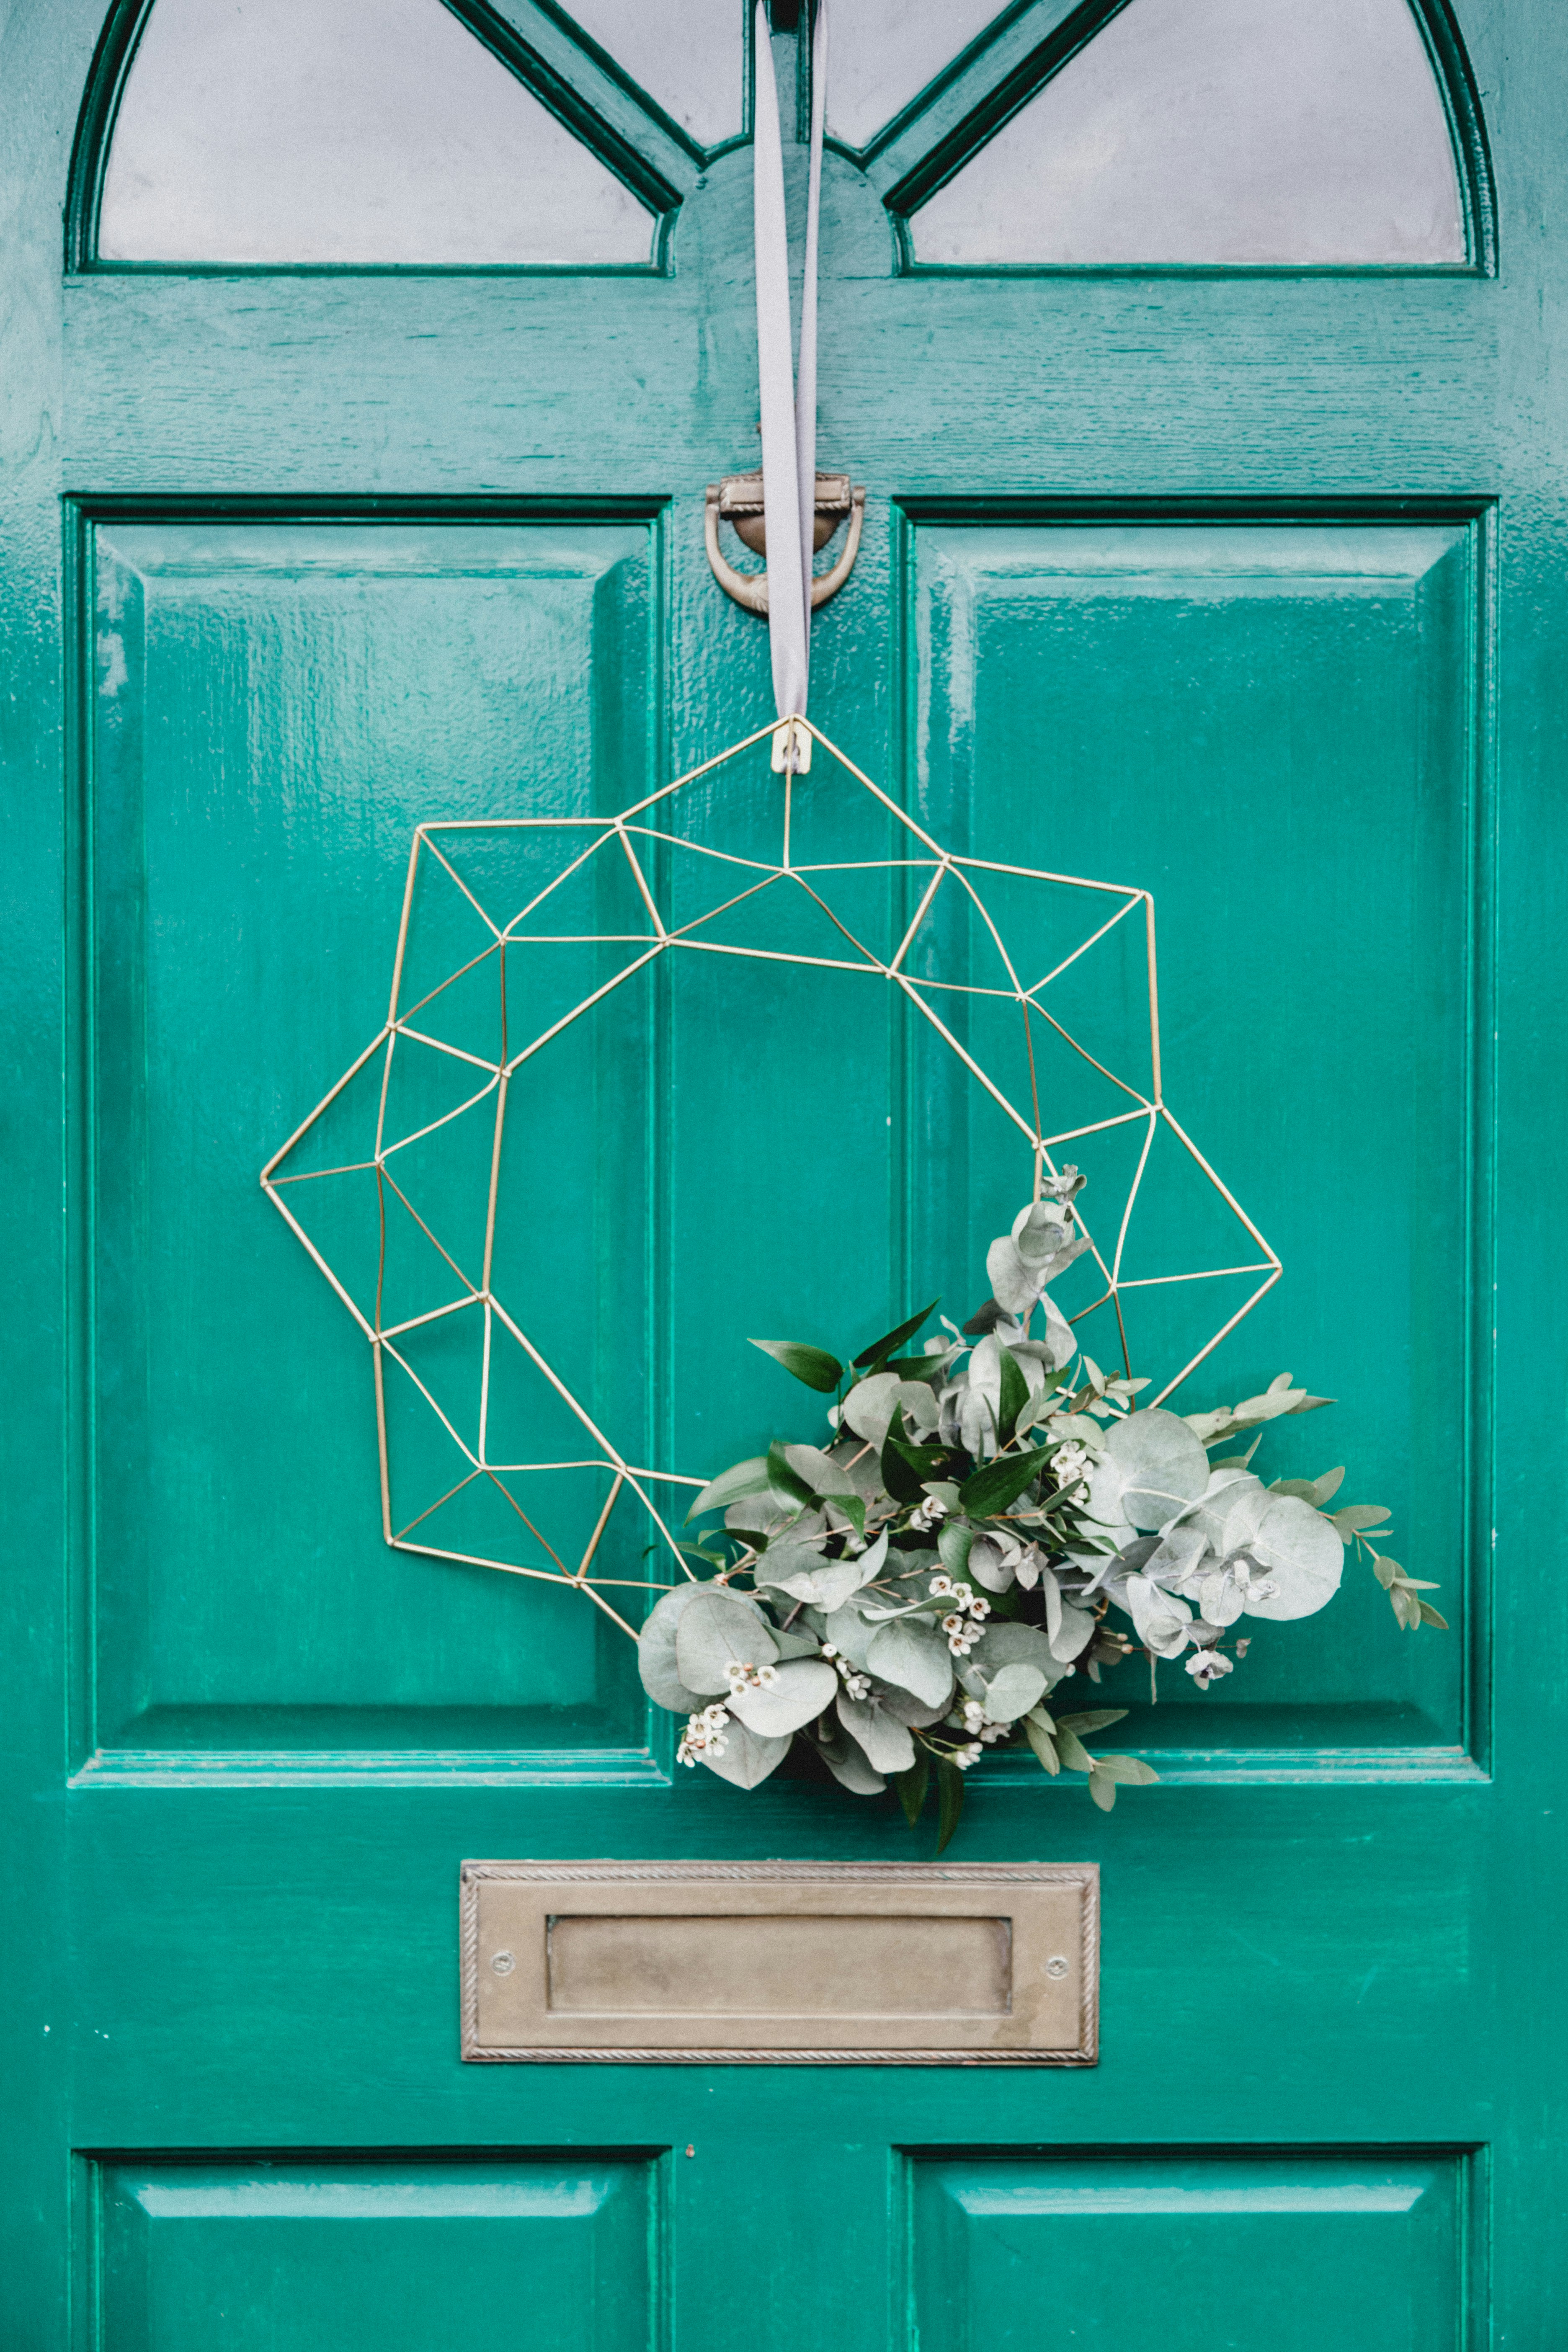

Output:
xmin=638 ymin=1177 xmax=1442 ymax=1848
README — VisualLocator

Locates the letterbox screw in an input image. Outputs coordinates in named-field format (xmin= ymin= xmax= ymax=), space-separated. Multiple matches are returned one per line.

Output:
xmin=1045 ymin=1955 xmax=1069 ymax=1979
xmin=491 ymin=1950 xmax=516 ymax=1975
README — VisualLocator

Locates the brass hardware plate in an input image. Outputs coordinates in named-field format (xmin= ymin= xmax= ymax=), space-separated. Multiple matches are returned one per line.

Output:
xmin=461 ymin=1860 xmax=1099 ymax=2065
xmin=704 ymin=469 xmax=866 ymax=614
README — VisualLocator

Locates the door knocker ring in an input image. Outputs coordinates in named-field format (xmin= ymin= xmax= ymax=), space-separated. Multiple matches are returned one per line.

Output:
xmin=704 ymin=468 xmax=865 ymax=615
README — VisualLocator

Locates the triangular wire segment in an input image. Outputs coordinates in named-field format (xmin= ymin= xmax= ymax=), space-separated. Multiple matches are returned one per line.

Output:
xmin=478 ymin=1303 xmax=624 ymax=1472
xmin=670 ymin=867 xmax=888 ymax=977
xmin=270 ymin=1163 xmax=389 ymax=1334
xmin=395 ymin=944 xmax=507 ymax=1071
xmin=1113 ymin=1109 xmax=1275 ymax=1293
xmin=380 ymin=1297 xmax=489 ymax=1460
xmin=266 ymin=1030 xmax=391 ymax=1184
xmin=373 ymin=1096 xmax=499 ymax=1315
xmin=377 ymin=1027 xmax=500 ymax=1160
xmin=271 ymin=714 xmax=1280 ymax=1617
xmin=498 ymin=825 xmax=658 ymax=945
xmin=100 ymin=0 xmax=655 ymax=266
xmin=911 ymin=0 xmax=1466 ymax=268
xmin=502 ymin=937 xmax=665 ymax=1074
xmin=420 ymin=822 xmax=621 ymax=943
xmin=395 ymin=836 xmax=503 ymax=1029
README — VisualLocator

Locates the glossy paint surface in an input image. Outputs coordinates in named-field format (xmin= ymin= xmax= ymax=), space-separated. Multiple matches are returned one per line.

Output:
xmin=0 ymin=4 xmax=1558 ymax=2348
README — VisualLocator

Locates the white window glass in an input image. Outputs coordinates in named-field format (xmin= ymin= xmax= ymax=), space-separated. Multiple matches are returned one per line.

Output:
xmin=98 ymin=0 xmax=654 ymax=266
xmin=913 ymin=0 xmax=1465 ymax=266
xmin=826 ymin=0 xmax=1002 ymax=150
xmin=562 ymin=0 xmax=742 ymax=147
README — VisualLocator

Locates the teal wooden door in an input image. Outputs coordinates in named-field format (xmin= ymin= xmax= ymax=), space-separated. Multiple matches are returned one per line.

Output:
xmin=3 ymin=0 xmax=1558 ymax=2344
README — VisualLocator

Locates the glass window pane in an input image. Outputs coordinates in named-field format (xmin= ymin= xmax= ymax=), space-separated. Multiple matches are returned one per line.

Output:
xmin=827 ymin=0 xmax=1002 ymax=150
xmin=913 ymin=0 xmax=1465 ymax=266
xmin=562 ymin=0 xmax=742 ymax=147
xmin=98 ymin=0 xmax=654 ymax=266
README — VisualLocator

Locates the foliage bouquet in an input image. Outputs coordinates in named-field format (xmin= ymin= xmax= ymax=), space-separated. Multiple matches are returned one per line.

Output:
xmin=638 ymin=1175 xmax=1443 ymax=1845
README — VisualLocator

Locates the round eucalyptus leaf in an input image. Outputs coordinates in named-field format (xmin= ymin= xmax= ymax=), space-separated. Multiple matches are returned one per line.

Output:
xmin=967 ymin=1534 xmax=1018 ymax=1593
xmin=637 ymin=1584 xmax=712 ymax=1713
xmin=782 ymin=1442 xmax=857 ymax=1497
xmin=1191 ymin=1469 xmax=1270 ymax=1559
xmin=1100 ymin=1409 xmax=1210 ymax=1530
xmin=970 ymin=1621 xmax=1055 ymax=1675
xmin=841 ymin=1371 xmax=940 ymax=1449
xmin=865 ymin=1617 xmax=954 ymax=1709
xmin=1124 ymin=1572 xmax=1194 ymax=1657
xmin=821 ymin=1598 xmax=879 ymax=1670
xmin=813 ymin=1720 xmax=887 ymax=1795
xmin=876 ymin=1682 xmax=951 ymax=1730
xmin=1244 ymin=1495 xmax=1344 ymax=1620
xmin=728 ymin=1656 xmax=839 ymax=1736
xmin=837 ymin=1691 xmax=917 ymax=1773
xmin=1048 ymin=1598 xmax=1097 ymax=1663
xmin=1199 ymin=1568 xmax=1247 ymax=1628
xmin=674 ymin=1591 xmax=778 ymax=1695
xmin=699 ymin=1718 xmax=791 ymax=1790
xmin=981 ymin=1662 xmax=1048 ymax=1724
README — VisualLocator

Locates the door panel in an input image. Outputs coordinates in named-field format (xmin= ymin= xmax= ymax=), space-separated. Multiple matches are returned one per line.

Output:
xmin=913 ymin=518 xmax=1481 ymax=1758
xmin=909 ymin=2148 xmax=1470 ymax=2352
xmin=84 ymin=518 xmax=655 ymax=1767
xmin=95 ymin=2155 xmax=659 ymax=2352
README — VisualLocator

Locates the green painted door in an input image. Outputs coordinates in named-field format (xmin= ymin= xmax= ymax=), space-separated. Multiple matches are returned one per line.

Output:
xmin=2 ymin=0 xmax=1558 ymax=2344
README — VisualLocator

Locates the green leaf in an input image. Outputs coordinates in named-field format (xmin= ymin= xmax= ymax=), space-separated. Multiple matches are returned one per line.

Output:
xmin=958 ymin=1444 xmax=1045 ymax=1519
xmin=880 ymin=1407 xmax=931 ymax=1505
xmin=895 ymin=1753 xmax=931 ymax=1829
xmin=1055 ymin=1726 xmax=1096 ymax=1774
xmin=1333 ymin=1504 xmax=1392 ymax=1534
xmin=1418 ymin=1602 xmax=1449 ymax=1629
xmin=866 ymin=1618 xmax=955 ymax=1710
xmin=1055 ymin=1708 xmax=1128 ymax=1735
xmin=879 ymin=1405 xmax=959 ymax=1504
xmin=765 ymin=1442 xmax=823 ymax=1510
xmin=996 ymin=1347 xmax=1031 ymax=1447
xmin=1023 ymin=1715 xmax=1060 ymax=1775
xmin=1087 ymin=1770 xmax=1118 ymax=1811
xmin=748 ymin=1338 xmax=843 ymax=1393
xmin=982 ymin=1662 xmax=1048 ymax=1723
xmin=935 ymin=1758 xmax=966 ymax=1854
xmin=854 ymin=1298 xmax=941 ymax=1371
xmin=675 ymin=1592 xmax=777 ymax=1694
xmin=781 ymin=1442 xmax=856 ymax=1498
xmin=1089 ymin=1753 xmax=1159 ymax=1785
xmin=684 ymin=1457 xmax=771 ymax=1523
xmin=938 ymin=1520 xmax=975 ymax=1581
xmin=699 ymin=1720 xmax=792 ymax=1791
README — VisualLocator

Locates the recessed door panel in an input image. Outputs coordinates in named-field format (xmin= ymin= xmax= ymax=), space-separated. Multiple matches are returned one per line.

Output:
xmin=84 ymin=519 xmax=657 ymax=1765
xmin=910 ymin=2148 xmax=1466 ymax=2352
xmin=95 ymin=2155 xmax=659 ymax=2352
xmin=916 ymin=518 xmax=1481 ymax=1756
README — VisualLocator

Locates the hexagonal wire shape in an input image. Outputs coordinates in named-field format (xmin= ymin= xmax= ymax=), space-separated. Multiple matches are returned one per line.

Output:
xmin=261 ymin=716 xmax=1280 ymax=1636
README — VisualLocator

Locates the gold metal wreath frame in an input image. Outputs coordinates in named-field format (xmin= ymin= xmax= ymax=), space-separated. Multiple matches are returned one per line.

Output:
xmin=261 ymin=716 xmax=1280 ymax=1640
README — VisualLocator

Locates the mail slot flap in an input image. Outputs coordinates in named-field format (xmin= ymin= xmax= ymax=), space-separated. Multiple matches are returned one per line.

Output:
xmin=461 ymin=1861 xmax=1098 ymax=2065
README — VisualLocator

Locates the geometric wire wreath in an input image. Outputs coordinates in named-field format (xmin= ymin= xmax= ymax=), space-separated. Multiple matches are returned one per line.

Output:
xmin=262 ymin=716 xmax=1279 ymax=1639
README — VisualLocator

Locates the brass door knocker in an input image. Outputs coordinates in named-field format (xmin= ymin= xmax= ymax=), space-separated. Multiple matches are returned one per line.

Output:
xmin=704 ymin=468 xmax=866 ymax=615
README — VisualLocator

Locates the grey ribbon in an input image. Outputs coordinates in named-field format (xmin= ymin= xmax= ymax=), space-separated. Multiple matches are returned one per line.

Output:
xmin=753 ymin=0 xmax=827 ymax=740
